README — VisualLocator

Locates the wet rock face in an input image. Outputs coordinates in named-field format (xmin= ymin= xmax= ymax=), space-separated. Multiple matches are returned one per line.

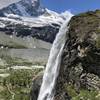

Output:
xmin=54 ymin=10 xmax=100 ymax=100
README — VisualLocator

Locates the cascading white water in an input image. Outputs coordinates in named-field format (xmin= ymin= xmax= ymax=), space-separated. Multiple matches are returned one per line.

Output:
xmin=38 ymin=12 xmax=73 ymax=100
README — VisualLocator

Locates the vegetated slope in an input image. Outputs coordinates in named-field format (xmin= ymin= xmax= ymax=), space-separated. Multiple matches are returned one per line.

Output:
xmin=55 ymin=10 xmax=100 ymax=100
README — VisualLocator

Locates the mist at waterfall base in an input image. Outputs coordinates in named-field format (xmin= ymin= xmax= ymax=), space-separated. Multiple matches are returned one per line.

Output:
xmin=38 ymin=11 xmax=73 ymax=100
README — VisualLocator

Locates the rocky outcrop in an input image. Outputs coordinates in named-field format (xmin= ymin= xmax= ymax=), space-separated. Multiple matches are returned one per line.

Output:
xmin=54 ymin=10 xmax=100 ymax=100
xmin=30 ymin=71 xmax=43 ymax=100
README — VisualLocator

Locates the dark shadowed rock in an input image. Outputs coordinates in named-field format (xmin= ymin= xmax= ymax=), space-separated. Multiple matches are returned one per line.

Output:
xmin=0 ymin=19 xmax=59 ymax=43
xmin=30 ymin=71 xmax=43 ymax=100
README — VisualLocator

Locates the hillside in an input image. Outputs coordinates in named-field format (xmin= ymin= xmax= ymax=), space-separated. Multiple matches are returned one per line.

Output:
xmin=55 ymin=10 xmax=100 ymax=100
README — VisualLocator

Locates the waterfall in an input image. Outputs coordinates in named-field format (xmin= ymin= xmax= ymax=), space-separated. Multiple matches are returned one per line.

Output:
xmin=38 ymin=12 xmax=73 ymax=100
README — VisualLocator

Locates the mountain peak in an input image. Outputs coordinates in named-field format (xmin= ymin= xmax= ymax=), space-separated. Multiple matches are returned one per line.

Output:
xmin=0 ymin=0 xmax=45 ymax=17
xmin=20 ymin=0 xmax=40 ymax=7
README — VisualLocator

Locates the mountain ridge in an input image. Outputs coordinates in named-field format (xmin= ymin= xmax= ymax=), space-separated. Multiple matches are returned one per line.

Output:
xmin=0 ymin=0 xmax=73 ymax=43
xmin=0 ymin=0 xmax=45 ymax=17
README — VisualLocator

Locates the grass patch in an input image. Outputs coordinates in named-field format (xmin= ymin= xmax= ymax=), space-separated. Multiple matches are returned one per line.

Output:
xmin=0 ymin=69 xmax=42 ymax=100
xmin=8 ymin=41 xmax=27 ymax=49
xmin=0 ymin=55 xmax=33 ymax=67
xmin=64 ymin=84 xmax=100 ymax=100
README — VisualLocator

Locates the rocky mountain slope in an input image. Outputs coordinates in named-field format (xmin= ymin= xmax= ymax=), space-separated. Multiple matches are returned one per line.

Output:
xmin=55 ymin=10 xmax=100 ymax=100
xmin=0 ymin=0 xmax=71 ymax=44
xmin=0 ymin=0 xmax=45 ymax=17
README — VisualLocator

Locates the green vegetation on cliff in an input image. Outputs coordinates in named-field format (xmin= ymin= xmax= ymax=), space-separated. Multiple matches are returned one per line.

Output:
xmin=54 ymin=10 xmax=100 ymax=100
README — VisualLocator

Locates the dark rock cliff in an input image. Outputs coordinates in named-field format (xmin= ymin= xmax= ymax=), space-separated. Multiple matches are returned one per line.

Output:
xmin=54 ymin=10 xmax=100 ymax=100
xmin=0 ymin=21 xmax=59 ymax=43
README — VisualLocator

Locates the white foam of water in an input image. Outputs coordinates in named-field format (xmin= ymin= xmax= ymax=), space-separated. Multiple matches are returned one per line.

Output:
xmin=38 ymin=12 xmax=73 ymax=100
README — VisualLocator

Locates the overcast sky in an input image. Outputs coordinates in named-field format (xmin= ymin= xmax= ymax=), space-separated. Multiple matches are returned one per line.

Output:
xmin=0 ymin=0 xmax=20 ymax=9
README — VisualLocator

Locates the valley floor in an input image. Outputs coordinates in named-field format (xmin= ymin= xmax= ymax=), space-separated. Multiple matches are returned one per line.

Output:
xmin=0 ymin=47 xmax=49 ymax=100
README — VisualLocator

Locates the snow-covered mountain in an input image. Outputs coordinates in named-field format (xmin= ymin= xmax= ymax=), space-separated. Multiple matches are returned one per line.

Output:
xmin=0 ymin=0 xmax=45 ymax=17
xmin=0 ymin=0 xmax=72 ymax=44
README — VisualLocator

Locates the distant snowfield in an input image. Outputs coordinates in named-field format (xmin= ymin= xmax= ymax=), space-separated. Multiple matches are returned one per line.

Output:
xmin=0 ymin=10 xmax=68 ymax=27
xmin=0 ymin=0 xmax=20 ymax=9
xmin=0 ymin=9 xmax=72 ymax=28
